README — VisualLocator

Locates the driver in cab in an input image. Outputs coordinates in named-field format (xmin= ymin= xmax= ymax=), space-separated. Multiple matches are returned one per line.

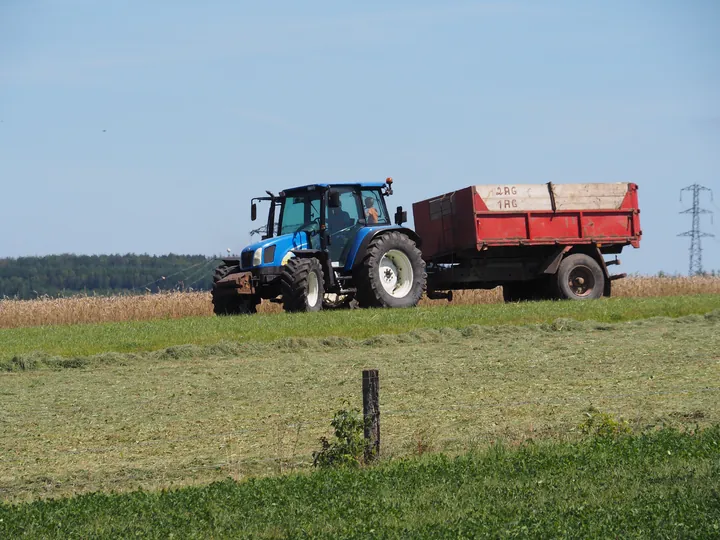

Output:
xmin=328 ymin=205 xmax=353 ymax=232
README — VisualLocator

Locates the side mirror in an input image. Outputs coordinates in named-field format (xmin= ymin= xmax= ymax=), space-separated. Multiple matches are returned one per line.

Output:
xmin=394 ymin=206 xmax=407 ymax=226
xmin=251 ymin=203 xmax=257 ymax=221
xmin=328 ymin=191 xmax=341 ymax=208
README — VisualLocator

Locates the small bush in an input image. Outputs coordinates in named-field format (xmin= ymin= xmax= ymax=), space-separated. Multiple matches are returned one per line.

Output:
xmin=579 ymin=409 xmax=631 ymax=438
xmin=312 ymin=407 xmax=370 ymax=468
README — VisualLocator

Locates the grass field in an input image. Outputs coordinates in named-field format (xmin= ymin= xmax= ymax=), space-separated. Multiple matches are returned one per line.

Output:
xmin=2 ymin=275 xmax=720 ymax=329
xmin=1 ymin=305 xmax=718 ymax=502
xmin=2 ymin=293 xmax=719 ymax=534
xmin=2 ymin=295 xmax=720 ymax=362
xmin=2 ymin=427 xmax=719 ymax=538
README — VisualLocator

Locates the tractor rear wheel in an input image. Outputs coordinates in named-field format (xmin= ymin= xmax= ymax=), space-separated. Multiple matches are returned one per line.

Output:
xmin=556 ymin=254 xmax=605 ymax=300
xmin=281 ymin=257 xmax=324 ymax=313
xmin=355 ymin=232 xmax=426 ymax=308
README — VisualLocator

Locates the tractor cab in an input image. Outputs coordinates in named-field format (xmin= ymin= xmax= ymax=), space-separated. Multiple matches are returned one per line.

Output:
xmin=278 ymin=183 xmax=392 ymax=266
xmin=212 ymin=178 xmax=424 ymax=314
xmin=250 ymin=180 xmax=396 ymax=267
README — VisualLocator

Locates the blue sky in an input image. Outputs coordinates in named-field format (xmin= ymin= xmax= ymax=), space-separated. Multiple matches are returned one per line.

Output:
xmin=1 ymin=0 xmax=718 ymax=274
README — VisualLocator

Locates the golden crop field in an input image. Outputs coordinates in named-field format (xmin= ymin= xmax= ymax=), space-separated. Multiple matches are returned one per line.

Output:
xmin=1 ymin=275 xmax=719 ymax=329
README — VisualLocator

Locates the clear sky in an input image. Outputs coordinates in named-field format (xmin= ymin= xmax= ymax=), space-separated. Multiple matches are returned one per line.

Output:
xmin=1 ymin=0 xmax=718 ymax=274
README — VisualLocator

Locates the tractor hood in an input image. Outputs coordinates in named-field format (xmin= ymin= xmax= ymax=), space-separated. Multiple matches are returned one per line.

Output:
xmin=239 ymin=232 xmax=310 ymax=269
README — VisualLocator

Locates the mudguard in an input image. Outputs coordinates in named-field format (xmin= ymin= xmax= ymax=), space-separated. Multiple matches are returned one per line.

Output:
xmin=345 ymin=226 xmax=422 ymax=271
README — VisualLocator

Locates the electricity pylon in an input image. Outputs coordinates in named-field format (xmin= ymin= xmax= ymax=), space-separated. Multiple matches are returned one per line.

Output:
xmin=678 ymin=184 xmax=714 ymax=275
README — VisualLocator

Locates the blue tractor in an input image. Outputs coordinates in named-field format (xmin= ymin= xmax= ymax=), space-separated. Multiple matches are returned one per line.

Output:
xmin=211 ymin=179 xmax=426 ymax=314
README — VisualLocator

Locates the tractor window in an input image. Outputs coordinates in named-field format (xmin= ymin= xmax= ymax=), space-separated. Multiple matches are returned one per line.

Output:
xmin=279 ymin=193 xmax=321 ymax=236
xmin=327 ymin=187 xmax=362 ymax=266
xmin=327 ymin=188 xmax=361 ymax=232
xmin=360 ymin=190 xmax=389 ymax=225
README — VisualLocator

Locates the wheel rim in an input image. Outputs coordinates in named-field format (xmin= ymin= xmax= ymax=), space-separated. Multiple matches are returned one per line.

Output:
xmin=379 ymin=249 xmax=414 ymax=298
xmin=568 ymin=266 xmax=595 ymax=297
xmin=307 ymin=271 xmax=320 ymax=307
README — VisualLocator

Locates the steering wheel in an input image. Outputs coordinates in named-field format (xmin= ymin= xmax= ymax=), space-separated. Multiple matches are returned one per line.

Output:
xmin=295 ymin=217 xmax=321 ymax=234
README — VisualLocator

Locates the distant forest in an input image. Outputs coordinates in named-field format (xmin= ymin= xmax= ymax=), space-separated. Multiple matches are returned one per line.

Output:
xmin=0 ymin=254 xmax=218 ymax=300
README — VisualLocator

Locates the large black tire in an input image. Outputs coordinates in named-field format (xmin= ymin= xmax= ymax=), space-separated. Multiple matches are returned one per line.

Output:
xmin=281 ymin=257 xmax=324 ymax=313
xmin=213 ymin=263 xmax=234 ymax=284
xmin=502 ymin=277 xmax=556 ymax=303
xmin=211 ymin=263 xmax=258 ymax=315
xmin=502 ymin=282 xmax=529 ymax=303
xmin=556 ymin=253 xmax=605 ymax=300
xmin=355 ymin=231 xmax=426 ymax=308
xmin=213 ymin=296 xmax=258 ymax=315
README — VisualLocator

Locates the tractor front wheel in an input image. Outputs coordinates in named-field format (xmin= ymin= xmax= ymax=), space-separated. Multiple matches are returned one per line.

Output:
xmin=212 ymin=263 xmax=259 ymax=315
xmin=356 ymin=232 xmax=426 ymax=308
xmin=281 ymin=257 xmax=324 ymax=313
xmin=212 ymin=295 xmax=258 ymax=315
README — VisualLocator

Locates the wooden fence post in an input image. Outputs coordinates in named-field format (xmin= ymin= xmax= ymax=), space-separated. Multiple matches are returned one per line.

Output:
xmin=362 ymin=369 xmax=380 ymax=462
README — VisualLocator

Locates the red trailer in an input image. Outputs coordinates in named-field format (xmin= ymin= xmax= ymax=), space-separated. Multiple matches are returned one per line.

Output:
xmin=412 ymin=182 xmax=641 ymax=301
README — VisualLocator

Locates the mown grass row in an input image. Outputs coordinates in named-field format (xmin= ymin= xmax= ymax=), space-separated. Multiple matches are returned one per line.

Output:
xmin=2 ymin=427 xmax=719 ymax=538
xmin=3 ymin=312 xmax=718 ymax=501
xmin=2 ymin=295 xmax=719 ymax=361
xmin=2 ymin=276 xmax=720 ymax=329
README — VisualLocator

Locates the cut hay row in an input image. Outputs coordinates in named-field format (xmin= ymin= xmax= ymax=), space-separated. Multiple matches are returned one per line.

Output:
xmin=1 ymin=276 xmax=719 ymax=329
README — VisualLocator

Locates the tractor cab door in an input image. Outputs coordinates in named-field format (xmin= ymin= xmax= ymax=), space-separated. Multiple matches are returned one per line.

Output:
xmin=327 ymin=187 xmax=363 ymax=266
xmin=278 ymin=191 xmax=323 ymax=250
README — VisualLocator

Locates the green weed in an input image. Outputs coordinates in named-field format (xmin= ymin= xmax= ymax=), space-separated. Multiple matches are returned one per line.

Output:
xmin=312 ymin=407 xmax=369 ymax=468
xmin=578 ymin=408 xmax=632 ymax=438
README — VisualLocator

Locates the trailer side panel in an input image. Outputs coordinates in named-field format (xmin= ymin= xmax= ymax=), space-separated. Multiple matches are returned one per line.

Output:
xmin=413 ymin=183 xmax=641 ymax=261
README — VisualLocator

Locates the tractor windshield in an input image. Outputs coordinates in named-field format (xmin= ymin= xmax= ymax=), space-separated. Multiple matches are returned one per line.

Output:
xmin=279 ymin=192 xmax=322 ymax=236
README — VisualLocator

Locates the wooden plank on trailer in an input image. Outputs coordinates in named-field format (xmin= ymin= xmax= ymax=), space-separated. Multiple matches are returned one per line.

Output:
xmin=475 ymin=183 xmax=629 ymax=212
xmin=475 ymin=184 xmax=553 ymax=212
xmin=553 ymin=183 xmax=628 ymax=211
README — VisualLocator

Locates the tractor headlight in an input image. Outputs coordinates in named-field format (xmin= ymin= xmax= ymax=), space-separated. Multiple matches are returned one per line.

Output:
xmin=252 ymin=247 xmax=263 ymax=267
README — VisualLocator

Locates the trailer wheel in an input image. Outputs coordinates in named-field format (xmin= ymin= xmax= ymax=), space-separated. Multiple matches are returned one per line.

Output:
xmin=503 ymin=278 xmax=555 ymax=302
xmin=502 ymin=283 xmax=529 ymax=303
xmin=356 ymin=232 xmax=426 ymax=308
xmin=281 ymin=257 xmax=324 ymax=313
xmin=556 ymin=254 xmax=604 ymax=300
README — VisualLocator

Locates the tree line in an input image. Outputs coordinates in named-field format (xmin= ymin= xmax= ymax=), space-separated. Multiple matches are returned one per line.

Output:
xmin=0 ymin=254 xmax=218 ymax=299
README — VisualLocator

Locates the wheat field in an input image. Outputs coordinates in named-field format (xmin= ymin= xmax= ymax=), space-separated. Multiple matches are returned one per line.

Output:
xmin=1 ymin=276 xmax=719 ymax=329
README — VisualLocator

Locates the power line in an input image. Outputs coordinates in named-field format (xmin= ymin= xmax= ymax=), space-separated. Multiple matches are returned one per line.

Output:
xmin=678 ymin=184 xmax=714 ymax=275
xmin=134 ymin=258 xmax=215 ymax=293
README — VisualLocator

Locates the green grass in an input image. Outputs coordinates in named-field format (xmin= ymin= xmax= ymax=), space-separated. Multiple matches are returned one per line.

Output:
xmin=1 ymin=295 xmax=719 ymax=360
xmin=2 ymin=427 xmax=719 ymax=538
xmin=2 ymin=312 xmax=719 ymax=501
